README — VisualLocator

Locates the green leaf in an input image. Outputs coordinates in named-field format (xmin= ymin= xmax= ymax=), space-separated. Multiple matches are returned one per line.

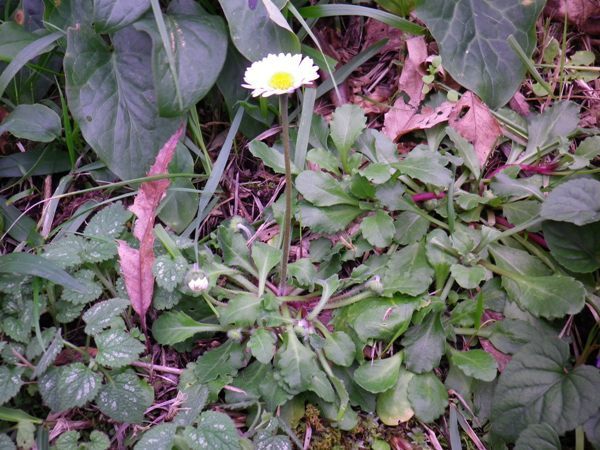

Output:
xmin=488 ymin=319 xmax=556 ymax=355
xmin=217 ymin=221 xmax=255 ymax=275
xmin=450 ymin=349 xmax=497 ymax=382
xmin=219 ymin=294 xmax=262 ymax=327
xmin=41 ymin=235 xmax=86 ymax=269
xmin=60 ymin=269 xmax=102 ymax=305
xmin=402 ymin=313 xmax=445 ymax=373
xmin=96 ymin=370 xmax=154 ymax=424
xmin=249 ymin=141 xmax=299 ymax=175
xmin=450 ymin=264 xmax=487 ymax=290
xmin=490 ymin=172 xmax=543 ymax=200
xmin=152 ymin=311 xmax=222 ymax=345
xmin=0 ymin=433 xmax=15 ymax=450
xmin=571 ymin=136 xmax=600 ymax=170
xmin=153 ymin=255 xmax=188 ymax=292
xmin=0 ymin=22 xmax=38 ymax=61
xmin=296 ymin=171 xmax=358 ymax=207
xmin=158 ymin=144 xmax=199 ymax=233
xmin=248 ymin=329 xmax=276 ymax=364
xmin=64 ymin=25 xmax=181 ymax=180
xmin=174 ymin=382 xmax=209 ymax=427
xmin=394 ymin=211 xmax=429 ymax=245
xmin=414 ymin=0 xmax=545 ymax=108
xmin=0 ymin=366 xmax=24 ymax=405
xmin=134 ymin=8 xmax=227 ymax=116
xmin=83 ymin=202 xmax=131 ymax=239
xmin=540 ymin=178 xmax=600 ymax=226
xmin=491 ymin=337 xmax=600 ymax=441
xmin=353 ymin=353 xmax=402 ymax=393
xmin=323 ymin=331 xmax=355 ymax=367
xmin=394 ymin=146 xmax=452 ymax=187
xmin=0 ymin=253 xmax=87 ymax=292
xmin=376 ymin=368 xmax=415 ymax=425
xmin=360 ymin=211 xmax=395 ymax=248
xmin=330 ymin=104 xmax=367 ymax=157
xmin=32 ymin=329 xmax=64 ymax=378
xmin=276 ymin=330 xmax=321 ymax=393
xmin=447 ymin=127 xmax=480 ymax=179
xmin=218 ymin=0 xmax=299 ymax=61
xmin=134 ymin=423 xmax=177 ymax=450
xmin=254 ymin=433 xmax=292 ymax=450
xmin=584 ymin=412 xmax=600 ymax=450
xmin=83 ymin=298 xmax=130 ymax=336
xmin=407 ymin=372 xmax=448 ymax=422
xmin=543 ymin=220 xmax=600 ymax=273
xmin=500 ymin=273 xmax=585 ymax=320
xmin=502 ymin=200 xmax=541 ymax=230
xmin=297 ymin=203 xmax=363 ymax=234
xmin=336 ymin=296 xmax=418 ymax=342
xmin=307 ymin=148 xmax=341 ymax=175
xmin=525 ymin=101 xmax=579 ymax=158
xmin=94 ymin=0 xmax=150 ymax=33
xmin=252 ymin=242 xmax=281 ymax=295
xmin=359 ymin=163 xmax=393 ymax=185
xmin=287 ymin=258 xmax=317 ymax=289
xmin=0 ymin=104 xmax=61 ymax=142
xmin=194 ymin=341 xmax=245 ymax=384
xmin=94 ymin=329 xmax=145 ymax=368
xmin=181 ymin=411 xmax=241 ymax=449
xmin=55 ymin=430 xmax=110 ymax=450
xmin=382 ymin=242 xmax=434 ymax=297
xmin=39 ymin=363 xmax=101 ymax=412
xmin=514 ymin=423 xmax=561 ymax=450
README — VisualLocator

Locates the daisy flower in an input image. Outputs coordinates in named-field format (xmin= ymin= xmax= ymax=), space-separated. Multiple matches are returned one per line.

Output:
xmin=242 ymin=53 xmax=319 ymax=97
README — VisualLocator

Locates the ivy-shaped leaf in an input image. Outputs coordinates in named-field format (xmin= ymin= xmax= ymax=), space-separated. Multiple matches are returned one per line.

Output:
xmin=491 ymin=337 xmax=600 ymax=441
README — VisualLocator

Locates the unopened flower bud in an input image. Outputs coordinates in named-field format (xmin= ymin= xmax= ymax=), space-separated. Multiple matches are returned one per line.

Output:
xmin=186 ymin=268 xmax=209 ymax=293
xmin=366 ymin=275 xmax=384 ymax=295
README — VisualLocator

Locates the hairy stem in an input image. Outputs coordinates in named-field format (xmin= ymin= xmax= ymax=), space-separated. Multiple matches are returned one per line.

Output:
xmin=279 ymin=94 xmax=293 ymax=294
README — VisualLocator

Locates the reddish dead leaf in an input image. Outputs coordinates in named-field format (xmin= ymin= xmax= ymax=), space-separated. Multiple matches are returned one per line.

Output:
xmin=383 ymin=100 xmax=454 ymax=141
xmin=545 ymin=0 xmax=600 ymax=31
xmin=117 ymin=126 xmax=185 ymax=329
xmin=399 ymin=36 xmax=428 ymax=107
xmin=448 ymin=92 xmax=502 ymax=166
xmin=480 ymin=338 xmax=511 ymax=372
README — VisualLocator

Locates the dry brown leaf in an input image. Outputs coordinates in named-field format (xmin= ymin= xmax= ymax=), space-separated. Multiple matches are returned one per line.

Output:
xmin=448 ymin=92 xmax=502 ymax=166
xmin=383 ymin=99 xmax=454 ymax=141
xmin=544 ymin=0 xmax=600 ymax=30
xmin=117 ymin=125 xmax=185 ymax=329
xmin=399 ymin=36 xmax=428 ymax=107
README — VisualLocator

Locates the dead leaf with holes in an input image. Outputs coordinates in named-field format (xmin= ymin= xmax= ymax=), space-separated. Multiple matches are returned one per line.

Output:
xmin=117 ymin=125 xmax=185 ymax=330
xmin=383 ymin=100 xmax=454 ymax=141
xmin=448 ymin=92 xmax=502 ymax=166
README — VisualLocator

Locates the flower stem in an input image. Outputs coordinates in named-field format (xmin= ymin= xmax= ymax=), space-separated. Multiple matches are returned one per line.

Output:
xmin=279 ymin=94 xmax=293 ymax=294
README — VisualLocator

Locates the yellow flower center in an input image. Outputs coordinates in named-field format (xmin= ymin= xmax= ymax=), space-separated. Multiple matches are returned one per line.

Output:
xmin=268 ymin=72 xmax=294 ymax=90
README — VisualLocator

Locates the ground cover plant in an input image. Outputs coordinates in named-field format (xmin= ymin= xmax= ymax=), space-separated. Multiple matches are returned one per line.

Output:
xmin=0 ymin=0 xmax=599 ymax=448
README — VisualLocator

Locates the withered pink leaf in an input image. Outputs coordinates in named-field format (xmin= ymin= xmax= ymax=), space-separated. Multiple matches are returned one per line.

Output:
xmin=448 ymin=92 xmax=502 ymax=166
xmin=398 ymin=36 xmax=428 ymax=107
xmin=117 ymin=126 xmax=185 ymax=328
xmin=383 ymin=100 xmax=454 ymax=141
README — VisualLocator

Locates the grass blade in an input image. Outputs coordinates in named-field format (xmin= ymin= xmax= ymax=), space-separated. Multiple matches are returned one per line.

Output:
xmin=294 ymin=87 xmax=316 ymax=169
xmin=299 ymin=5 xmax=425 ymax=35
xmin=0 ymin=31 xmax=62 ymax=99
xmin=0 ymin=253 xmax=88 ymax=292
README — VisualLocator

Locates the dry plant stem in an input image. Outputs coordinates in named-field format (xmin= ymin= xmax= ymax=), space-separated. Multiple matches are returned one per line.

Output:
xmin=278 ymin=94 xmax=293 ymax=294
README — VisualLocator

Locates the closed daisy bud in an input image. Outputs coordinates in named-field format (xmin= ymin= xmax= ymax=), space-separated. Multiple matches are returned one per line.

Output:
xmin=242 ymin=53 xmax=320 ymax=97
xmin=186 ymin=268 xmax=209 ymax=293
